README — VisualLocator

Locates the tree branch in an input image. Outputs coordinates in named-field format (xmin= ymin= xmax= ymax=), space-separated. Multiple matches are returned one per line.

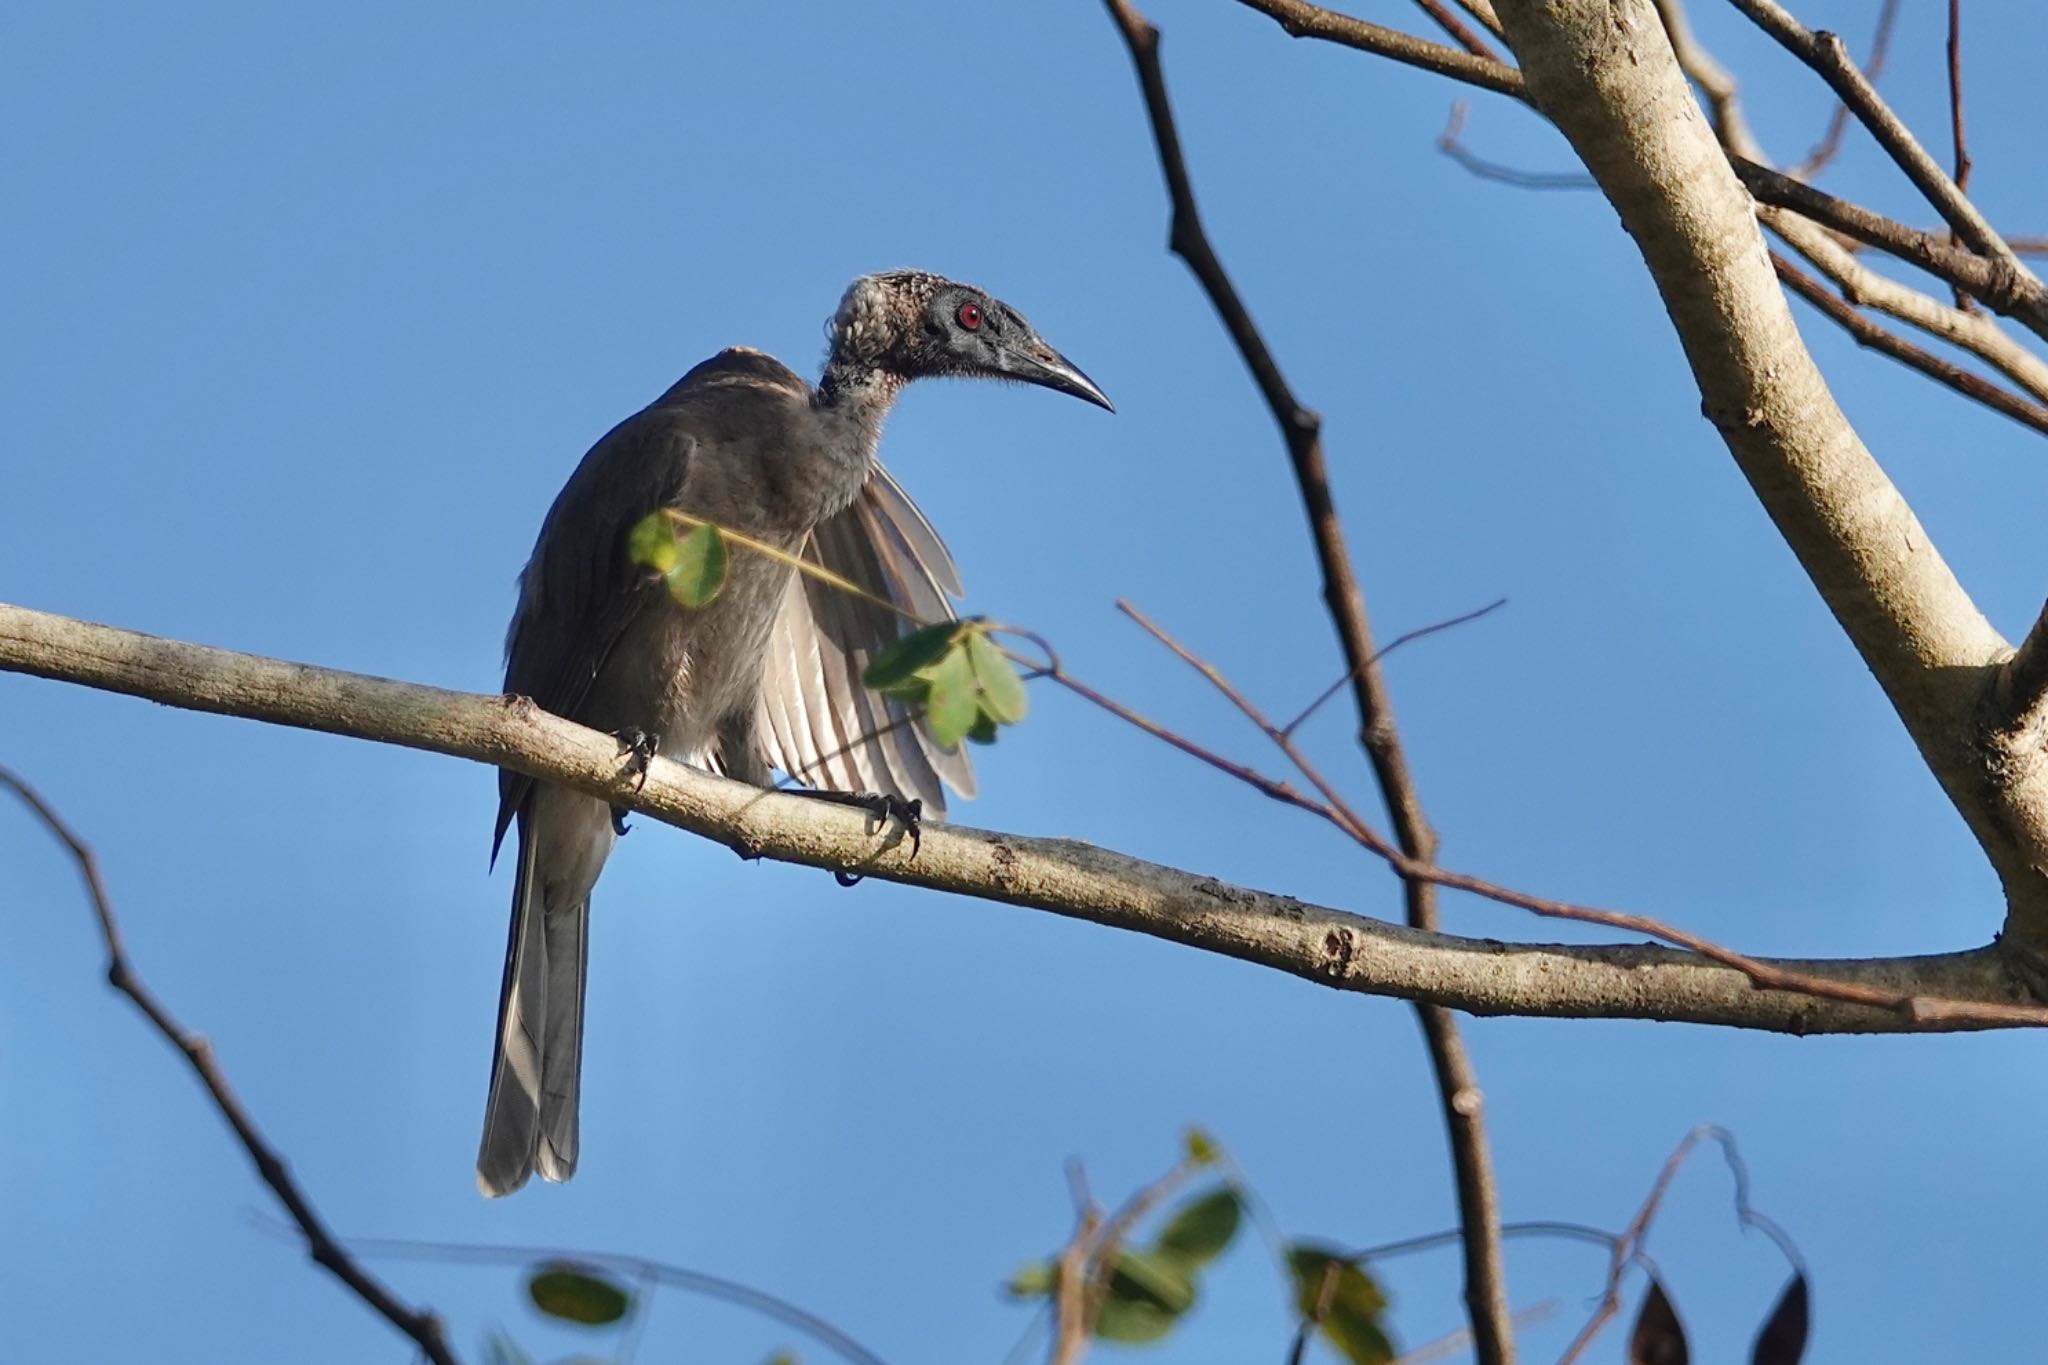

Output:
xmin=1228 ymin=0 xmax=1525 ymax=98
xmin=1484 ymin=0 xmax=2048 ymax=940
xmin=1 ymin=766 xmax=460 ymax=1365
xmin=1097 ymin=7 xmax=1514 ymax=1359
xmin=1769 ymin=247 xmax=2048 ymax=435
xmin=1 ymin=605 xmax=2041 ymax=1019
xmin=1725 ymin=0 xmax=2035 ymax=295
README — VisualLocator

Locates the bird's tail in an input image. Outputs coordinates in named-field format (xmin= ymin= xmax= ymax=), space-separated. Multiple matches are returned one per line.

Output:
xmin=477 ymin=814 xmax=589 ymax=1197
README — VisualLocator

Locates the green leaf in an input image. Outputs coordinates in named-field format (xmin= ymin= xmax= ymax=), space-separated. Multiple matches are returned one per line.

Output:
xmin=1183 ymin=1127 xmax=1220 ymax=1166
xmin=863 ymin=621 xmax=961 ymax=692
xmin=1156 ymin=1186 xmax=1241 ymax=1267
xmin=921 ymin=644 xmax=979 ymax=749
xmin=663 ymin=522 xmax=727 ymax=608
xmin=965 ymin=712 xmax=1000 ymax=745
xmin=964 ymin=630 xmax=1028 ymax=725
xmin=1092 ymin=1293 xmax=1179 ymax=1344
xmin=1108 ymin=1247 xmax=1196 ymax=1315
xmin=527 ymin=1261 xmax=633 ymax=1327
xmin=1287 ymin=1245 xmax=1394 ymax=1365
xmin=1005 ymin=1260 xmax=1057 ymax=1299
xmin=626 ymin=511 xmax=680 ymax=574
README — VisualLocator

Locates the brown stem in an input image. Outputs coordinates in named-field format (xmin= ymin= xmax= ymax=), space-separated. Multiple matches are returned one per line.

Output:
xmin=1097 ymin=7 xmax=1516 ymax=1359
xmin=0 ymin=767 xmax=459 ymax=1365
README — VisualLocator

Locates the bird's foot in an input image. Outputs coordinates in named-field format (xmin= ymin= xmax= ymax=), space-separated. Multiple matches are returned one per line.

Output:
xmin=797 ymin=789 xmax=923 ymax=885
xmin=610 ymin=727 xmax=660 ymax=835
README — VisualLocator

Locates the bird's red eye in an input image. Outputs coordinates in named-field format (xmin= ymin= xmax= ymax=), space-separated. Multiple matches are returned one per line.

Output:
xmin=956 ymin=302 xmax=983 ymax=330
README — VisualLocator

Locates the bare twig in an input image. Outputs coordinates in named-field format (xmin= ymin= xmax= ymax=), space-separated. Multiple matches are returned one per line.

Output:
xmin=340 ymin=1236 xmax=891 ymax=1365
xmin=1787 ymin=0 xmax=1899 ymax=179
xmin=1051 ymin=1162 xmax=1101 ymax=1365
xmin=1770 ymin=249 xmax=2048 ymax=436
xmin=1109 ymin=598 xmax=2048 ymax=1029
xmin=1281 ymin=596 xmax=1507 ymax=738
xmin=1557 ymin=1126 xmax=1776 ymax=1365
xmin=1227 ymin=0 xmax=1524 ymax=98
xmin=1734 ymin=162 xmax=2048 ymax=340
xmin=1408 ymin=0 xmax=1505 ymax=63
xmin=1726 ymin=0 xmax=2034 ymax=292
xmin=1946 ymin=0 xmax=1971 ymax=201
xmin=1437 ymin=103 xmax=1594 ymax=190
xmin=1099 ymin=8 xmax=1515 ymax=1360
xmin=0 ymin=767 xmax=459 ymax=1365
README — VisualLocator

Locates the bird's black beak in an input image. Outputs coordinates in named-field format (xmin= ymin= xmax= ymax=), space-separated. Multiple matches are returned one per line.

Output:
xmin=996 ymin=334 xmax=1115 ymax=412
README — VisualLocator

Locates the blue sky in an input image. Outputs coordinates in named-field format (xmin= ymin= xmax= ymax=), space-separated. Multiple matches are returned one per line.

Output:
xmin=5 ymin=1 xmax=2046 ymax=1361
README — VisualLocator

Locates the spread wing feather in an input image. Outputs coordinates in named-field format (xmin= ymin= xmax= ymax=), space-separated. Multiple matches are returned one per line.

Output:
xmin=752 ymin=467 xmax=976 ymax=812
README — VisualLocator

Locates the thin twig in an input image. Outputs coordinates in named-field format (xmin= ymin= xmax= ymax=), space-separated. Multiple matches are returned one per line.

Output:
xmin=0 ymin=767 xmax=458 ymax=1365
xmin=1282 ymin=597 xmax=1507 ymax=738
xmin=1557 ymin=1126 xmax=1783 ymax=1365
xmin=1107 ymin=600 xmax=2048 ymax=1028
xmin=1726 ymin=0 xmax=2034 ymax=290
xmin=1099 ymin=8 xmax=1516 ymax=1360
xmin=340 ymin=1236 xmax=891 ymax=1365
xmin=1787 ymin=0 xmax=1899 ymax=179
xmin=1945 ymin=0 xmax=1973 ymax=311
xmin=1408 ymin=0 xmax=1504 ymax=62
xmin=1734 ymin=161 xmax=2048 ymax=340
xmin=1437 ymin=103 xmax=1594 ymax=190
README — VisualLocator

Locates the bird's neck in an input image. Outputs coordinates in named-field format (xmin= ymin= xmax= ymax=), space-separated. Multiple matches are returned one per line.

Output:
xmin=813 ymin=357 xmax=907 ymax=476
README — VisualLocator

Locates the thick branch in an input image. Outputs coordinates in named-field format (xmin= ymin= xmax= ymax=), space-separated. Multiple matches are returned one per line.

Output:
xmin=1485 ymin=0 xmax=2048 ymax=939
xmin=3 ymin=600 xmax=2043 ymax=1033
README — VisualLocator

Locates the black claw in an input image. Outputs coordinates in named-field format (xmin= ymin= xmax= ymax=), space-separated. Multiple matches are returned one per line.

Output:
xmin=612 ymin=726 xmax=659 ymax=791
xmin=834 ymin=869 xmax=864 ymax=887
xmin=795 ymin=789 xmax=925 ymax=867
xmin=611 ymin=806 xmax=631 ymax=837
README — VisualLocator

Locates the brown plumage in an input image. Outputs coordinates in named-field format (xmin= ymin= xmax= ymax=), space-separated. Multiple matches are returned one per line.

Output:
xmin=477 ymin=271 xmax=1110 ymax=1196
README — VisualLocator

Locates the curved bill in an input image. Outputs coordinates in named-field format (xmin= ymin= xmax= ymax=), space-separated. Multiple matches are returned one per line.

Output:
xmin=998 ymin=340 xmax=1115 ymax=412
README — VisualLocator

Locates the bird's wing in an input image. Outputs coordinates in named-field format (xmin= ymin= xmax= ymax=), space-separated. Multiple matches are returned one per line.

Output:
xmin=491 ymin=408 xmax=696 ymax=861
xmin=751 ymin=465 xmax=976 ymax=813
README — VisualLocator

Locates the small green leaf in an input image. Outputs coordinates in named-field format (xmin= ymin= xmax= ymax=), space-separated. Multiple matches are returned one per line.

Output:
xmin=527 ymin=1261 xmax=633 ymax=1327
xmin=921 ymin=644 xmax=979 ymax=749
xmin=1183 ymin=1127 xmax=1220 ymax=1166
xmin=1287 ymin=1245 xmax=1393 ymax=1365
xmin=1005 ymin=1260 xmax=1057 ymax=1299
xmin=965 ymin=712 xmax=1000 ymax=745
xmin=1092 ymin=1293 xmax=1179 ymax=1344
xmin=1156 ymin=1186 xmax=1241 ymax=1267
xmin=663 ymin=522 xmax=728 ymax=608
xmin=863 ymin=621 xmax=961 ymax=692
xmin=964 ymin=630 xmax=1028 ymax=725
xmin=1092 ymin=1247 xmax=1196 ymax=1343
xmin=1109 ymin=1247 xmax=1197 ymax=1315
xmin=627 ymin=511 xmax=680 ymax=574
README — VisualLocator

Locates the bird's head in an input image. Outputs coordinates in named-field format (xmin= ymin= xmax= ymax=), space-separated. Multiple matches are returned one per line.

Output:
xmin=826 ymin=270 xmax=1113 ymax=410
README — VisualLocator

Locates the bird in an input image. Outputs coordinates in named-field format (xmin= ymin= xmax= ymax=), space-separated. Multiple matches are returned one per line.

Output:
xmin=477 ymin=270 xmax=1112 ymax=1196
